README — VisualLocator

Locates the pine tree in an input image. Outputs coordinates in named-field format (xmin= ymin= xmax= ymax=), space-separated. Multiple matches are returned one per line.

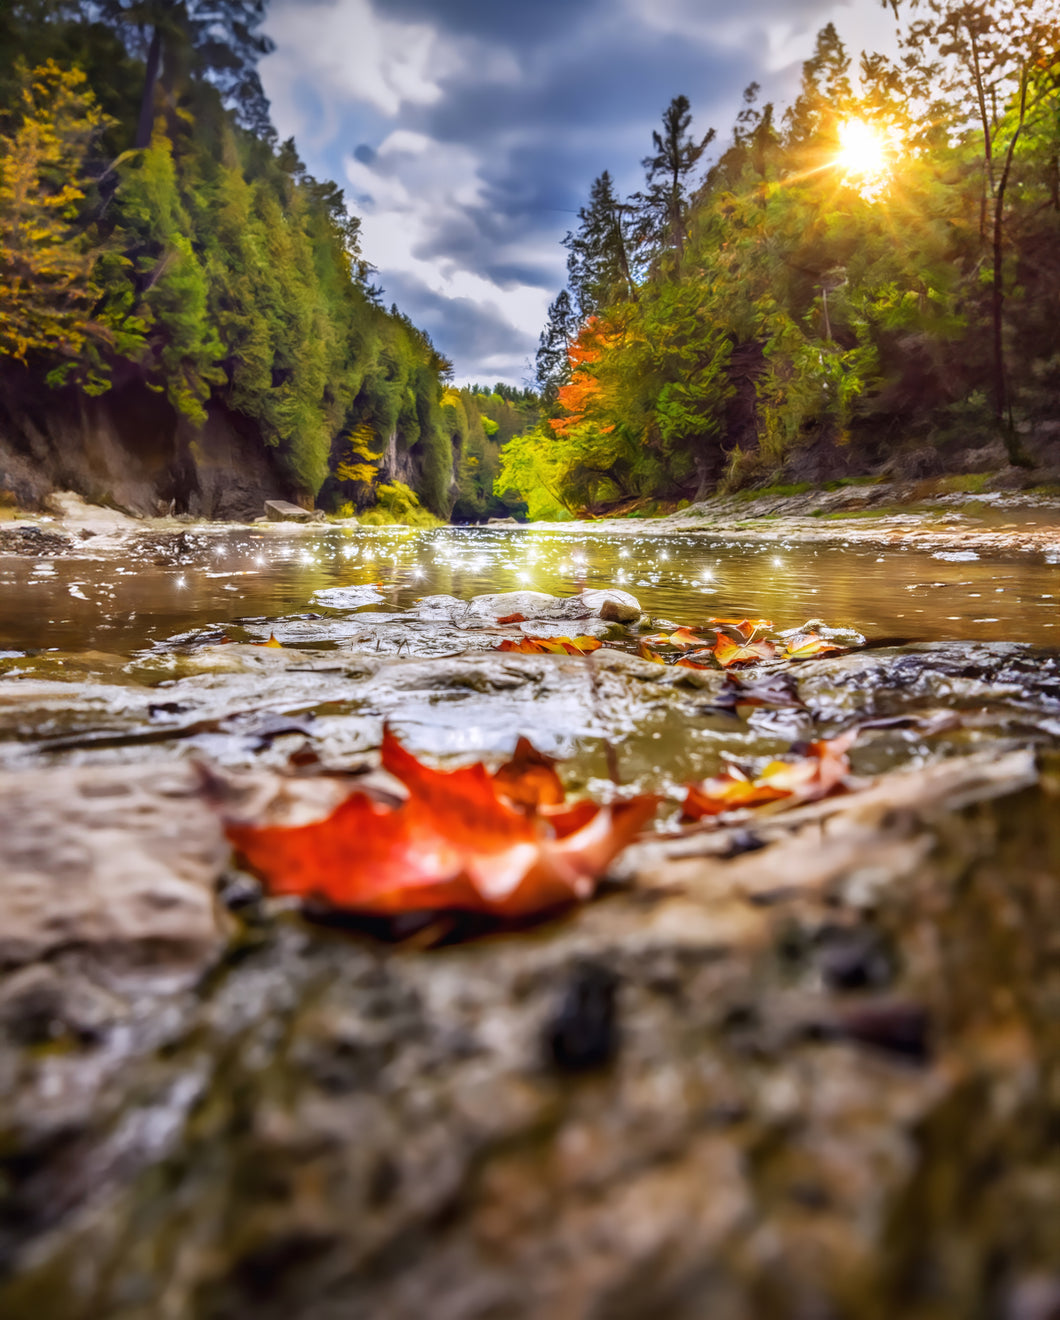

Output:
xmin=564 ymin=170 xmax=635 ymax=315
xmin=535 ymin=288 xmax=578 ymax=401
xmin=88 ymin=0 xmax=275 ymax=146
xmin=635 ymin=95 xmax=714 ymax=262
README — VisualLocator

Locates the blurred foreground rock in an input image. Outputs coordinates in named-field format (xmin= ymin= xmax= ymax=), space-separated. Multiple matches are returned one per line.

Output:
xmin=1 ymin=732 xmax=1059 ymax=1318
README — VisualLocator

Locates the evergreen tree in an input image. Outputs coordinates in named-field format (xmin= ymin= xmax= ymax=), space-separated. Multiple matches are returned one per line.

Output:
xmin=784 ymin=23 xmax=853 ymax=145
xmin=635 ymin=95 xmax=714 ymax=262
xmin=534 ymin=288 xmax=578 ymax=401
xmin=87 ymin=0 xmax=274 ymax=145
xmin=563 ymin=170 xmax=635 ymax=315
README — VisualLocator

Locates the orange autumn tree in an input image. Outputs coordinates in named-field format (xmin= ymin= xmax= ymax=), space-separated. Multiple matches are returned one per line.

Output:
xmin=550 ymin=316 xmax=616 ymax=438
xmin=535 ymin=313 xmax=657 ymax=512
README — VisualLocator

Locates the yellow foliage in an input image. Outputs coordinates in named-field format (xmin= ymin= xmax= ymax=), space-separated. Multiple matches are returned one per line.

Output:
xmin=0 ymin=62 xmax=113 ymax=364
xmin=334 ymin=422 xmax=379 ymax=486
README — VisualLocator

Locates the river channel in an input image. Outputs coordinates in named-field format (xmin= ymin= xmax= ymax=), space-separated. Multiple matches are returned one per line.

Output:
xmin=2 ymin=521 xmax=1059 ymax=656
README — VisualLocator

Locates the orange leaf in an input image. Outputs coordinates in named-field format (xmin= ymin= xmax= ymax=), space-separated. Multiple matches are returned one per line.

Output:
xmin=712 ymin=634 xmax=778 ymax=667
xmin=225 ymin=728 xmax=658 ymax=917
xmin=684 ymin=767 xmax=790 ymax=818
xmin=497 ymin=635 xmax=601 ymax=656
xmin=638 ymin=640 xmax=665 ymax=664
xmin=496 ymin=612 xmax=527 ymax=625
xmin=682 ymin=730 xmax=857 ymax=822
xmin=783 ymin=633 xmax=848 ymax=660
xmin=642 ymin=627 xmax=712 ymax=650
xmin=253 ymin=632 xmax=283 ymax=648
xmin=708 ymin=617 xmax=773 ymax=640
xmin=675 ymin=655 xmax=715 ymax=670
xmin=492 ymin=736 xmax=565 ymax=811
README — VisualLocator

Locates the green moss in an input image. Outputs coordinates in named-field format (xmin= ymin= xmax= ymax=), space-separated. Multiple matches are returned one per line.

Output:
xmin=936 ymin=473 xmax=991 ymax=495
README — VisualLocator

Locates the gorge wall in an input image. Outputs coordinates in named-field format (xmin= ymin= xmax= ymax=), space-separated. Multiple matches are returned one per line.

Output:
xmin=0 ymin=367 xmax=299 ymax=521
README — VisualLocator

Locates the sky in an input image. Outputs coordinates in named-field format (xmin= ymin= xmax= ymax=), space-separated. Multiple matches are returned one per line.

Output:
xmin=260 ymin=0 xmax=901 ymax=388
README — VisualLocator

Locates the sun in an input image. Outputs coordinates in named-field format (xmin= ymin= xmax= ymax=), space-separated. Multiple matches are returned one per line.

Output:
xmin=835 ymin=119 xmax=889 ymax=179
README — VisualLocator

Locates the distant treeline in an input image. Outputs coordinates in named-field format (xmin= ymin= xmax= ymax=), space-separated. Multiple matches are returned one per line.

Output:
xmin=498 ymin=0 xmax=1060 ymax=519
xmin=0 ymin=1 xmax=538 ymax=519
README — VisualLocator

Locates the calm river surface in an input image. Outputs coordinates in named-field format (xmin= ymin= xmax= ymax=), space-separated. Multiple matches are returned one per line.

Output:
xmin=2 ymin=523 xmax=1059 ymax=656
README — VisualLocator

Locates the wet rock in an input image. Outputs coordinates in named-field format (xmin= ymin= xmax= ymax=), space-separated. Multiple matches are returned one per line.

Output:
xmin=310 ymin=584 xmax=385 ymax=609
xmin=264 ymin=499 xmax=324 ymax=523
xmin=795 ymin=643 xmax=1060 ymax=731
xmin=0 ymin=762 xmax=228 ymax=973
xmin=0 ymin=525 xmax=73 ymax=556
xmin=0 ymin=753 xmax=1057 ymax=1318
xmin=414 ymin=587 xmax=642 ymax=627
xmin=580 ymin=587 xmax=642 ymax=623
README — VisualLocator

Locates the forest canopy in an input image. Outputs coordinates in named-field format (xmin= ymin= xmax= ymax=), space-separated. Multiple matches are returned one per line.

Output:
xmin=497 ymin=0 xmax=1060 ymax=519
xmin=0 ymin=0 xmax=526 ymax=518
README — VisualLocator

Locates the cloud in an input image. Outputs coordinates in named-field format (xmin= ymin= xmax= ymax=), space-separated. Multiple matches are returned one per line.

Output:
xmin=262 ymin=0 xmax=901 ymax=384
xmin=381 ymin=271 xmax=537 ymax=386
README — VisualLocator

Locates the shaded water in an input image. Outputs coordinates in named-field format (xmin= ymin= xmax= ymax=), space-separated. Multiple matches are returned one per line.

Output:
xmin=2 ymin=523 xmax=1059 ymax=656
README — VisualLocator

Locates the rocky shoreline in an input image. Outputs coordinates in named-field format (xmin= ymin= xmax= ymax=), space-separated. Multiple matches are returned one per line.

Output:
xmin=5 ymin=484 xmax=1060 ymax=561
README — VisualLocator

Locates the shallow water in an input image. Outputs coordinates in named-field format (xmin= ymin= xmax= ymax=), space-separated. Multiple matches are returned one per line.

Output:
xmin=2 ymin=523 xmax=1059 ymax=656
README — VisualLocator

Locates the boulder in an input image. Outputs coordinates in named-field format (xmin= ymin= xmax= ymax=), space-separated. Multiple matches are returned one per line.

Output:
xmin=580 ymin=587 xmax=642 ymax=623
xmin=263 ymin=499 xmax=324 ymax=523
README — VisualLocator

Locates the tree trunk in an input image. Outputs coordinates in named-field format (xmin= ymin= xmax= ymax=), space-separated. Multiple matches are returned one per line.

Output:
xmin=992 ymin=70 xmax=1028 ymax=458
xmin=968 ymin=28 xmax=994 ymax=244
xmin=135 ymin=25 xmax=163 ymax=150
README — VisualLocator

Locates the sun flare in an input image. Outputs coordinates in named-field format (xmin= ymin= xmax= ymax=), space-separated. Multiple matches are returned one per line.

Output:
xmin=835 ymin=119 xmax=888 ymax=178
xmin=834 ymin=117 xmax=902 ymax=201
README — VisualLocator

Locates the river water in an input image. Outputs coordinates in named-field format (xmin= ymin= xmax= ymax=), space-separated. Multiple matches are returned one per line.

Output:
xmin=2 ymin=522 xmax=1059 ymax=656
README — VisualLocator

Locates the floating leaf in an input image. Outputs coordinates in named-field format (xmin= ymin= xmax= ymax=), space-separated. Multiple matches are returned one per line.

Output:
xmin=638 ymin=640 xmax=666 ymax=664
xmin=253 ymin=632 xmax=283 ymax=649
xmin=783 ymin=633 xmax=848 ymax=660
xmin=707 ymin=617 xmax=773 ymax=640
xmin=225 ymin=728 xmax=658 ymax=918
xmin=683 ymin=730 xmax=857 ymax=821
xmin=642 ymin=626 xmax=712 ymax=650
xmin=712 ymin=634 xmax=778 ymax=667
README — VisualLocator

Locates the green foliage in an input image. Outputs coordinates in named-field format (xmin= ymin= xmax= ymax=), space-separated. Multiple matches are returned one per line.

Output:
xmin=501 ymin=3 xmax=1060 ymax=514
xmin=0 ymin=6 xmax=459 ymax=509
xmin=0 ymin=62 xmax=129 ymax=372
xmin=445 ymin=385 xmax=539 ymax=521
xmin=359 ymin=481 xmax=442 ymax=527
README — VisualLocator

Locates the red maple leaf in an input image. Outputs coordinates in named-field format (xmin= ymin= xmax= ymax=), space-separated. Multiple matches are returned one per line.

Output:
xmin=225 ymin=728 xmax=657 ymax=917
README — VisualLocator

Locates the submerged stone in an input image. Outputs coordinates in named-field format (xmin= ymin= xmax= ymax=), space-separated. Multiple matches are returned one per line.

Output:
xmin=413 ymin=587 xmax=642 ymax=627
xmin=263 ymin=499 xmax=324 ymax=523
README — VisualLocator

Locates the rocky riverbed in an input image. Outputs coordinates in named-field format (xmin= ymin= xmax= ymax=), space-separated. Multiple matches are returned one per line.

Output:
xmin=2 ymin=509 xmax=1060 ymax=1319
